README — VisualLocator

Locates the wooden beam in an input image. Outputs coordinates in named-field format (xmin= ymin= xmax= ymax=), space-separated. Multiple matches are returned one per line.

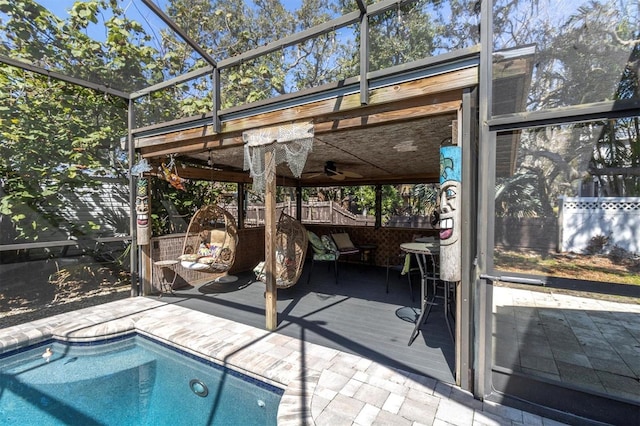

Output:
xmin=137 ymin=132 xmax=241 ymax=150
xmin=264 ymin=151 xmax=278 ymax=330
xmin=138 ymin=98 xmax=461 ymax=159
xmin=221 ymin=69 xmax=475 ymax=134
xmin=314 ymin=99 xmax=462 ymax=134
xmin=317 ymin=89 xmax=463 ymax=122
xmin=148 ymin=157 xmax=440 ymax=186
xmin=588 ymin=167 xmax=640 ymax=176
xmin=297 ymin=172 xmax=440 ymax=187
xmin=139 ymin=137 xmax=244 ymax=158
xmin=134 ymin=68 xmax=475 ymax=154
xmin=140 ymin=245 xmax=153 ymax=296
xmin=274 ymin=175 xmax=300 ymax=187
xmin=177 ymin=166 xmax=253 ymax=183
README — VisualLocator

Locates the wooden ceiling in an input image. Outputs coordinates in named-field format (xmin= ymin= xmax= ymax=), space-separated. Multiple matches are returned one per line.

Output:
xmin=135 ymin=67 xmax=476 ymax=186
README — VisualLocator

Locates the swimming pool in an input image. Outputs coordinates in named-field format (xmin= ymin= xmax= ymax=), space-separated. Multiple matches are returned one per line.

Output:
xmin=0 ymin=334 xmax=283 ymax=425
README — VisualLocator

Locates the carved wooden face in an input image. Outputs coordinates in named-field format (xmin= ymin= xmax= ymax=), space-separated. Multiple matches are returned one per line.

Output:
xmin=439 ymin=180 xmax=460 ymax=246
xmin=136 ymin=178 xmax=149 ymax=227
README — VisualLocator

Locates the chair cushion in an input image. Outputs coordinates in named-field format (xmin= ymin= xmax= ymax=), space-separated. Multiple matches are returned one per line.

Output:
xmin=197 ymin=243 xmax=219 ymax=257
xmin=321 ymin=234 xmax=339 ymax=253
xmin=307 ymin=231 xmax=326 ymax=255
xmin=401 ymin=253 xmax=412 ymax=274
xmin=253 ymin=261 xmax=265 ymax=278
xmin=209 ymin=229 xmax=227 ymax=245
xmin=179 ymin=253 xmax=200 ymax=262
xmin=180 ymin=260 xmax=211 ymax=271
xmin=331 ymin=233 xmax=356 ymax=250
xmin=313 ymin=252 xmax=338 ymax=261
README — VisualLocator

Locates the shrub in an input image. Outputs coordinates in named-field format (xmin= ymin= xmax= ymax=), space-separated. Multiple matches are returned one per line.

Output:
xmin=607 ymin=245 xmax=628 ymax=264
xmin=585 ymin=234 xmax=609 ymax=255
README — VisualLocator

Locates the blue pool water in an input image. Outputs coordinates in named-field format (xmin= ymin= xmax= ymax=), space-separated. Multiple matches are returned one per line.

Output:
xmin=0 ymin=334 xmax=283 ymax=425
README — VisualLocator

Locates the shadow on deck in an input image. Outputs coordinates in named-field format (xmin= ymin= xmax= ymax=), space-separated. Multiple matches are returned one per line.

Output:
xmin=151 ymin=261 xmax=457 ymax=385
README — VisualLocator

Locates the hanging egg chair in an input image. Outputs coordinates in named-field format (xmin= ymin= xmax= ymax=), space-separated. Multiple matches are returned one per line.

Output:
xmin=178 ymin=205 xmax=238 ymax=273
xmin=253 ymin=212 xmax=308 ymax=289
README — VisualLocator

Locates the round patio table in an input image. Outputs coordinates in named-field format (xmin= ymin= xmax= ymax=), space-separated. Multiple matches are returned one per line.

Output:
xmin=154 ymin=259 xmax=179 ymax=297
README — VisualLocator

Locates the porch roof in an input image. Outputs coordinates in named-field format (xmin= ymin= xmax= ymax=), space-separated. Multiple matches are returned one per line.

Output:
xmin=134 ymin=66 xmax=474 ymax=187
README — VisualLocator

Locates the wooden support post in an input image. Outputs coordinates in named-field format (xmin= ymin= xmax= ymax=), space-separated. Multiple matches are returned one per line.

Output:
xmin=140 ymin=244 xmax=153 ymax=295
xmin=136 ymin=175 xmax=152 ymax=295
xmin=264 ymin=150 xmax=278 ymax=330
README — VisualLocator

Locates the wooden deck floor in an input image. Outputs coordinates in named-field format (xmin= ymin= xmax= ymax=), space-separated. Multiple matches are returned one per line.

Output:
xmin=152 ymin=261 xmax=456 ymax=384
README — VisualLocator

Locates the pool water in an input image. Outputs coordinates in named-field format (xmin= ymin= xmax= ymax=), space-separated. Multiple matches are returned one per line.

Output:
xmin=0 ymin=334 xmax=283 ymax=425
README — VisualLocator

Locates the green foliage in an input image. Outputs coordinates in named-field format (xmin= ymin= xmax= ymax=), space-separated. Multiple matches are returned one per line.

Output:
xmin=151 ymin=177 xmax=237 ymax=236
xmin=380 ymin=185 xmax=400 ymax=223
xmin=409 ymin=183 xmax=439 ymax=215
xmin=378 ymin=184 xmax=437 ymax=224
xmin=0 ymin=0 xmax=161 ymax=92
xmin=162 ymin=0 xmax=352 ymax=108
xmin=590 ymin=116 xmax=640 ymax=196
xmin=366 ymin=0 xmax=480 ymax=70
xmin=368 ymin=2 xmax=436 ymax=70
xmin=351 ymin=186 xmax=376 ymax=214
xmin=0 ymin=65 xmax=128 ymax=241
xmin=495 ymin=173 xmax=544 ymax=218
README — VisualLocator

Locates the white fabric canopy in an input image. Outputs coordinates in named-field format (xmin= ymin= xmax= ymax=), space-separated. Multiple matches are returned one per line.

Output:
xmin=243 ymin=122 xmax=314 ymax=192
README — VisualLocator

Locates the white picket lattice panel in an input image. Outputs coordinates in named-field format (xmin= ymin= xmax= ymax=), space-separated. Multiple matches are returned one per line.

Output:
xmin=559 ymin=197 xmax=640 ymax=254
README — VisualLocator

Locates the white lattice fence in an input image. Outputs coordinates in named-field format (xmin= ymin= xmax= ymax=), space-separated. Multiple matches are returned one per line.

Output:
xmin=559 ymin=197 xmax=640 ymax=254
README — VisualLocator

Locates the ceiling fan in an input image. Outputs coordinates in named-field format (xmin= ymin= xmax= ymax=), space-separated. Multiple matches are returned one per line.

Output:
xmin=304 ymin=161 xmax=363 ymax=181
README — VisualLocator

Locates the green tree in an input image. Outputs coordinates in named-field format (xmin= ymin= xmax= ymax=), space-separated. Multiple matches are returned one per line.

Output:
xmin=495 ymin=173 xmax=544 ymax=218
xmin=0 ymin=0 xmax=139 ymax=241
xmin=494 ymin=0 xmax=640 ymax=211
xmin=0 ymin=0 xmax=162 ymax=92
xmin=349 ymin=0 xmax=480 ymax=71
xmin=590 ymin=117 xmax=640 ymax=197
xmin=410 ymin=183 xmax=438 ymax=216
xmin=163 ymin=0 xmax=352 ymax=110
xmin=0 ymin=66 xmax=128 ymax=241
xmin=151 ymin=178 xmax=237 ymax=236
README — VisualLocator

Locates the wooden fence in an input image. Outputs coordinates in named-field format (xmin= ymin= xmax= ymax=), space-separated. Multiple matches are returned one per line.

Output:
xmin=227 ymin=201 xmax=375 ymax=227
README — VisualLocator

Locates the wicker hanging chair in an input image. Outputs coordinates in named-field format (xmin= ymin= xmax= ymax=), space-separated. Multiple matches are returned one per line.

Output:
xmin=178 ymin=205 xmax=238 ymax=273
xmin=254 ymin=212 xmax=308 ymax=289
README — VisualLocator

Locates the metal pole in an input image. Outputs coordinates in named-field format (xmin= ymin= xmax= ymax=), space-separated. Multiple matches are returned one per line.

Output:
xmin=474 ymin=0 xmax=495 ymax=400
xmin=127 ymin=99 xmax=139 ymax=296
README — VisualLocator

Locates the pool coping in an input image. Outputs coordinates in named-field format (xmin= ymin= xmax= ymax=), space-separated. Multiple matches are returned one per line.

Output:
xmin=0 ymin=297 xmax=544 ymax=425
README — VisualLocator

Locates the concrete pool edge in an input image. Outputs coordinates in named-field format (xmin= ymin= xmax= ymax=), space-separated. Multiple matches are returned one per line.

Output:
xmin=0 ymin=297 xmax=545 ymax=425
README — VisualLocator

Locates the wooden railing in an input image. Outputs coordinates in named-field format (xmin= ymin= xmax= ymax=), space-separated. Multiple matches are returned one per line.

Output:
xmin=227 ymin=201 xmax=375 ymax=227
